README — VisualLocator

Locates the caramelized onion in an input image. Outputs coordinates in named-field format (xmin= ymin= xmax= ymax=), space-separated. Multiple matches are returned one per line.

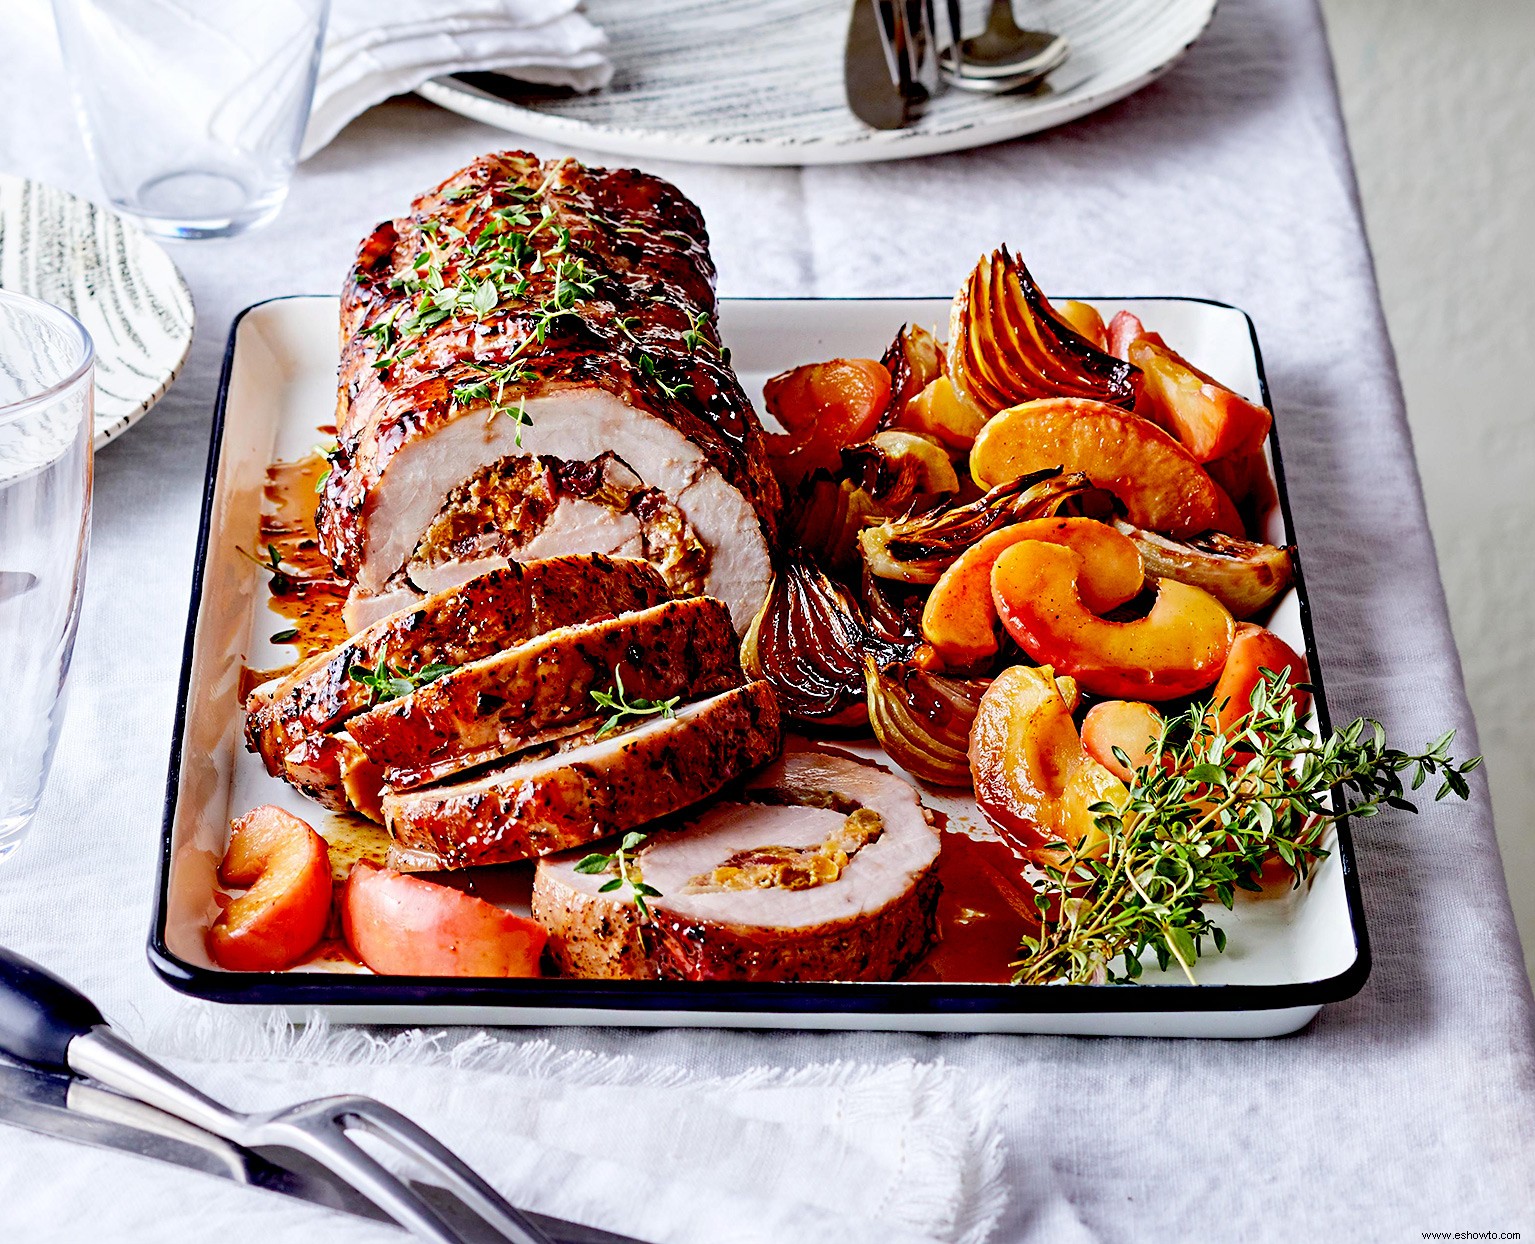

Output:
xmin=783 ymin=432 xmax=958 ymax=574
xmin=948 ymin=247 xmax=1141 ymax=413
xmin=879 ymin=323 xmax=945 ymax=421
xmin=860 ymin=468 xmax=1111 ymax=583
xmin=1113 ymin=520 xmax=1294 ymax=618
xmin=864 ymin=658 xmax=989 ymax=787
xmin=742 ymin=553 xmax=911 ymax=727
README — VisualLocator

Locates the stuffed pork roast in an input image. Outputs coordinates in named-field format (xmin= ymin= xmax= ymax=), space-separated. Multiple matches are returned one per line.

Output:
xmin=317 ymin=150 xmax=780 ymax=633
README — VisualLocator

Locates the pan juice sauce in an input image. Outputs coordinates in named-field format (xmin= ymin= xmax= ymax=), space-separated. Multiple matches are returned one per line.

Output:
xmin=239 ymin=450 xmax=350 ymax=701
xmin=917 ymin=824 xmax=1042 ymax=984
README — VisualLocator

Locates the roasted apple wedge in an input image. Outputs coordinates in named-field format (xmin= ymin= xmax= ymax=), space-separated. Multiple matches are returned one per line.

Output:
xmin=949 ymin=247 xmax=1140 ymax=413
xmin=1113 ymin=520 xmax=1294 ymax=618
xmin=896 ymin=375 xmax=990 ymax=452
xmin=969 ymin=664 xmax=1126 ymax=859
xmin=992 ymin=541 xmax=1235 ymax=700
xmin=1127 ymin=334 xmax=1272 ymax=463
xmin=1081 ymin=700 xmax=1166 ymax=782
xmin=342 ymin=860 xmax=546 ymax=977
xmin=921 ymin=517 xmax=1144 ymax=669
xmin=207 ymin=805 xmax=333 ymax=972
xmin=1210 ymin=623 xmax=1308 ymax=734
xmin=970 ymin=397 xmax=1244 ymax=537
xmin=764 ymin=357 xmax=892 ymax=490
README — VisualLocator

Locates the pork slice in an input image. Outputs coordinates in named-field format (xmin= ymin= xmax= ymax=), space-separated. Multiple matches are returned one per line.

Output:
xmin=245 ymin=555 xmax=668 ymax=776
xmin=532 ymin=745 xmax=940 ymax=982
xmin=348 ymin=596 xmax=743 ymax=788
xmin=384 ymin=680 xmax=783 ymax=871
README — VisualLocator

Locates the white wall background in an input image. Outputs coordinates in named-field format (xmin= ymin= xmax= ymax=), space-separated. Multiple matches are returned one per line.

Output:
xmin=1320 ymin=0 xmax=1535 ymax=976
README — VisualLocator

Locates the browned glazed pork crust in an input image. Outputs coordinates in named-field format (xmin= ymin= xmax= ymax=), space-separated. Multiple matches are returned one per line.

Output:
xmin=244 ymin=556 xmax=668 ymax=774
xmin=318 ymin=151 xmax=780 ymax=584
xmin=347 ymin=596 xmax=744 ymax=787
xmin=383 ymin=681 xmax=783 ymax=870
xmin=534 ymin=865 xmax=940 ymax=983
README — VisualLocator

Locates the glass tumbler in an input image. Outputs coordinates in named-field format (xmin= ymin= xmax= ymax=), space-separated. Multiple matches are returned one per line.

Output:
xmin=52 ymin=0 xmax=330 ymax=240
xmin=0 ymin=292 xmax=94 ymax=860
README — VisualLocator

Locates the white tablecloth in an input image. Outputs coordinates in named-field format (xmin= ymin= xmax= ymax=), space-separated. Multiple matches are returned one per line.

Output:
xmin=2 ymin=0 xmax=1533 ymax=1238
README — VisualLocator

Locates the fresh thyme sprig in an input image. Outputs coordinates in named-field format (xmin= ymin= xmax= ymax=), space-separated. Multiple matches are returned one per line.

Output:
xmin=348 ymin=661 xmax=457 ymax=707
xmin=590 ymin=668 xmax=680 ymax=738
xmin=574 ymin=831 xmax=662 ymax=918
xmin=635 ymin=350 xmax=693 ymax=400
xmin=312 ymin=440 xmax=339 ymax=493
xmin=240 ymin=543 xmax=294 ymax=593
xmin=451 ymin=361 xmax=533 ymax=445
xmin=1012 ymin=669 xmax=1480 ymax=987
xmin=680 ymin=310 xmax=728 ymax=363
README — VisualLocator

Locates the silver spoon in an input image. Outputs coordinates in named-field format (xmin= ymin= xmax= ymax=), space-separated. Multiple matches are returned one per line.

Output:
xmin=940 ymin=0 xmax=1069 ymax=94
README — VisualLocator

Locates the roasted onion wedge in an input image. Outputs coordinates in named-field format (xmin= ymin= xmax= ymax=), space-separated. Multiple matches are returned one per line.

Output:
xmin=1113 ymin=520 xmax=1294 ymax=619
xmin=860 ymin=467 xmax=1111 ymax=584
xmin=783 ymin=432 xmax=958 ymax=574
xmin=742 ymin=553 xmax=910 ymax=727
xmin=948 ymin=247 xmax=1141 ymax=414
xmin=880 ymin=322 xmax=945 ymax=420
xmin=864 ymin=658 xmax=988 ymax=788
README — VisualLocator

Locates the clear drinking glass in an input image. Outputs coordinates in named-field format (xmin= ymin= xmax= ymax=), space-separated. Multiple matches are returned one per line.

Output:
xmin=52 ymin=0 xmax=330 ymax=240
xmin=0 ymin=292 xmax=94 ymax=860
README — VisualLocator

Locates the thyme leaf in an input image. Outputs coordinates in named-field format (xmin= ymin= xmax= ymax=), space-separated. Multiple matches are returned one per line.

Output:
xmin=348 ymin=660 xmax=458 ymax=707
xmin=574 ymin=831 xmax=662 ymax=918
xmin=590 ymin=668 xmax=680 ymax=739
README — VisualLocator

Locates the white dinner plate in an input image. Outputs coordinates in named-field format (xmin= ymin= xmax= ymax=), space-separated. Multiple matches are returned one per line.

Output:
xmin=417 ymin=0 xmax=1219 ymax=167
xmin=151 ymin=293 xmax=1367 ymax=1037
xmin=0 ymin=175 xmax=195 ymax=448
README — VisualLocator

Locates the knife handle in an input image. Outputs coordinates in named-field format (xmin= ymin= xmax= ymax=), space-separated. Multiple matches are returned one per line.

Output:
xmin=0 ymin=946 xmax=104 ymax=1071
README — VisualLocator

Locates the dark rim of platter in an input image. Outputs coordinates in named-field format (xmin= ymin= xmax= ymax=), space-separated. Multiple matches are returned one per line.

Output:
xmin=149 ymin=294 xmax=1371 ymax=1018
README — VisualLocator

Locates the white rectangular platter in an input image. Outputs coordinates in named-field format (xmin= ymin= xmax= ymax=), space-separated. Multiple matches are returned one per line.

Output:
xmin=152 ymin=295 xmax=1368 ymax=1038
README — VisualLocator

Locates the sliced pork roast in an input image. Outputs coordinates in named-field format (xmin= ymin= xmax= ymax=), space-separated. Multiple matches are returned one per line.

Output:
xmin=532 ymin=745 xmax=941 ymax=982
xmin=347 ymin=596 xmax=742 ymax=788
xmin=385 ymin=681 xmax=783 ymax=871
xmin=317 ymin=151 xmax=780 ymax=633
xmin=245 ymin=555 xmax=668 ymax=777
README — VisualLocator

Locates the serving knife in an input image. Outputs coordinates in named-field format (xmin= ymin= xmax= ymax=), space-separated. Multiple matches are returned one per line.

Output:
xmin=0 ymin=947 xmax=647 ymax=1244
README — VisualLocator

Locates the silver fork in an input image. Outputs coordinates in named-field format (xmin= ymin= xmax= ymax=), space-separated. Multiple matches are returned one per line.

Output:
xmin=0 ymin=946 xmax=555 ymax=1244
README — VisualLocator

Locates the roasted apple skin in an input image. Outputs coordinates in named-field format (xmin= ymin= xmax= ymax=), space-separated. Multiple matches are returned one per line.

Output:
xmin=969 ymin=398 xmax=1243 ymax=538
xmin=1127 ymin=334 xmax=1272 ymax=464
xmin=921 ymin=517 xmax=1143 ymax=669
xmin=764 ymin=358 xmax=892 ymax=489
xmin=992 ymin=541 xmax=1236 ymax=700
xmin=1211 ymin=623 xmax=1308 ymax=734
xmin=969 ymin=664 xmax=1126 ymax=858
xmin=1113 ymin=520 xmax=1293 ymax=619
xmin=341 ymin=860 xmax=547 ymax=977
xmin=1081 ymin=700 xmax=1166 ymax=782
xmin=207 ymin=805 xmax=333 ymax=972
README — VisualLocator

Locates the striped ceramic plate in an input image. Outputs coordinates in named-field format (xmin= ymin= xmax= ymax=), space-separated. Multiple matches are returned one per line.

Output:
xmin=0 ymin=175 xmax=194 ymax=448
xmin=417 ymin=0 xmax=1218 ymax=166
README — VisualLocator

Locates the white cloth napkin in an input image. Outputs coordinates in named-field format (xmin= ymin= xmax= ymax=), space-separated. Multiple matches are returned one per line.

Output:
xmin=302 ymin=0 xmax=612 ymax=159
xmin=9 ymin=1011 xmax=1007 ymax=1244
